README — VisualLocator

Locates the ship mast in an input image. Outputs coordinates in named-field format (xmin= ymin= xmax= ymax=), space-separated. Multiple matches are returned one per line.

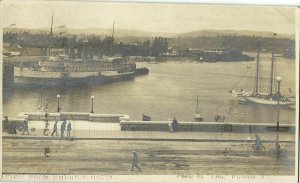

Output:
xmin=254 ymin=44 xmax=260 ymax=94
xmin=110 ymin=22 xmax=115 ymax=56
xmin=269 ymin=33 xmax=277 ymax=96
xmin=48 ymin=12 xmax=54 ymax=56
xmin=50 ymin=12 xmax=53 ymax=35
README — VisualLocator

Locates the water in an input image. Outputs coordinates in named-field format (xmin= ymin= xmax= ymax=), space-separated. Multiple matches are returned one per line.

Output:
xmin=3 ymin=58 xmax=296 ymax=124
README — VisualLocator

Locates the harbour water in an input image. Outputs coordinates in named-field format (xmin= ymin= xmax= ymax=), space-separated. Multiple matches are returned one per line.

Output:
xmin=3 ymin=56 xmax=296 ymax=124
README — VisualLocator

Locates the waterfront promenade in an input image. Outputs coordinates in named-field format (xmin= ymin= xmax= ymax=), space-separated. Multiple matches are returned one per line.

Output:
xmin=2 ymin=112 xmax=296 ymax=175
xmin=2 ymin=119 xmax=295 ymax=142
xmin=2 ymin=126 xmax=295 ymax=175
xmin=2 ymin=128 xmax=295 ymax=142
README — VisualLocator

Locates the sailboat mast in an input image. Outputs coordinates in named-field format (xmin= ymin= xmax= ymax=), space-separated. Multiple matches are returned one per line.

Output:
xmin=110 ymin=22 xmax=115 ymax=56
xmin=255 ymin=44 xmax=260 ymax=94
xmin=269 ymin=33 xmax=277 ymax=96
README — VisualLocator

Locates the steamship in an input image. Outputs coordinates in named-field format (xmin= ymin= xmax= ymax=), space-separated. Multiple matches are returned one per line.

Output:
xmin=14 ymin=55 xmax=138 ymax=87
xmin=13 ymin=15 xmax=148 ymax=87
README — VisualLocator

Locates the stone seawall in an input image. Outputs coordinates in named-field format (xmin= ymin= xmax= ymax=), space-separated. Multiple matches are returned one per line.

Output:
xmin=120 ymin=121 xmax=295 ymax=133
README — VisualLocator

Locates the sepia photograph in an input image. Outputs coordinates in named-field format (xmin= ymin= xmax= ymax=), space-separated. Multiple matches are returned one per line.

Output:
xmin=1 ymin=0 xmax=298 ymax=182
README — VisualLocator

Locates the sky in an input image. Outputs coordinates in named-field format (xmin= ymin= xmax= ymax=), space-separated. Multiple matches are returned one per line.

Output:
xmin=1 ymin=0 xmax=297 ymax=34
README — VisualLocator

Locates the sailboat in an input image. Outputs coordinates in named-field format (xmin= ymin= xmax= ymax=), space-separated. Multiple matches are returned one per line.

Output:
xmin=230 ymin=33 xmax=295 ymax=106
xmin=193 ymin=96 xmax=203 ymax=121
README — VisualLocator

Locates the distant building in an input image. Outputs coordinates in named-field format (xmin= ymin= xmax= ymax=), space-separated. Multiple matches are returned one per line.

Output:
xmin=3 ymin=43 xmax=21 ymax=57
xmin=188 ymin=48 xmax=202 ymax=55
xmin=3 ymin=42 xmax=45 ymax=57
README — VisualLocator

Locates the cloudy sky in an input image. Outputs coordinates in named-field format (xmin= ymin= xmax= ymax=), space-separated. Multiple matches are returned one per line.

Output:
xmin=2 ymin=0 xmax=296 ymax=34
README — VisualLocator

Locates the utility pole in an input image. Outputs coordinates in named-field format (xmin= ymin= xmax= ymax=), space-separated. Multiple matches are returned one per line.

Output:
xmin=275 ymin=76 xmax=282 ymax=158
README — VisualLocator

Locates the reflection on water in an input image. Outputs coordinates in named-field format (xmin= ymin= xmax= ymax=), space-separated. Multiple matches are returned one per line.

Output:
xmin=3 ymin=59 xmax=296 ymax=124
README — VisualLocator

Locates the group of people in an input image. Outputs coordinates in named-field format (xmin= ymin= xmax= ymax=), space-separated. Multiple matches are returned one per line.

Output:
xmin=2 ymin=116 xmax=17 ymax=134
xmin=2 ymin=116 xmax=72 ymax=138
xmin=51 ymin=119 xmax=72 ymax=138
xmin=2 ymin=116 xmax=29 ymax=135
xmin=44 ymin=113 xmax=72 ymax=138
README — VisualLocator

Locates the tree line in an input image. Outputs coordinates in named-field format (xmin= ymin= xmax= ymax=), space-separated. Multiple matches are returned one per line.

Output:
xmin=3 ymin=31 xmax=295 ymax=58
xmin=169 ymin=35 xmax=295 ymax=55
xmin=3 ymin=31 xmax=169 ymax=57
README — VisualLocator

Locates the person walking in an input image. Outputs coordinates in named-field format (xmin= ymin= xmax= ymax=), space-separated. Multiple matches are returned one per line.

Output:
xmin=60 ymin=119 xmax=66 ymax=138
xmin=22 ymin=120 xmax=29 ymax=135
xmin=67 ymin=122 xmax=72 ymax=138
xmin=131 ymin=151 xmax=141 ymax=171
xmin=51 ymin=121 xmax=58 ymax=136
xmin=255 ymin=134 xmax=262 ymax=151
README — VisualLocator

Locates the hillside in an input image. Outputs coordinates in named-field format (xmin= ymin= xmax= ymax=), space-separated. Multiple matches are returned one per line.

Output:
xmin=3 ymin=27 xmax=293 ymax=39
xmin=181 ymin=29 xmax=294 ymax=39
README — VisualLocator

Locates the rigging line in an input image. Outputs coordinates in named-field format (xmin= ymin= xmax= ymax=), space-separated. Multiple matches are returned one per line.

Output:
xmin=230 ymin=65 xmax=251 ymax=89
xmin=245 ymin=63 xmax=256 ymax=90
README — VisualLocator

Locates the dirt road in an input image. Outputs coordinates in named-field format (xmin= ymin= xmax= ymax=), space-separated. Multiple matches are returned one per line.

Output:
xmin=2 ymin=139 xmax=295 ymax=175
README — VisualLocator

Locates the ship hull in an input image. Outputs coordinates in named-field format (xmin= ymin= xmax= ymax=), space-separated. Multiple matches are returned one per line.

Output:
xmin=14 ymin=72 xmax=135 ymax=88
xmin=243 ymin=96 xmax=295 ymax=106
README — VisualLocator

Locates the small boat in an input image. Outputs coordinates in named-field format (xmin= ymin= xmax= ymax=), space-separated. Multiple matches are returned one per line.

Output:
xmin=142 ymin=114 xmax=151 ymax=121
xmin=230 ymin=89 xmax=253 ymax=97
xmin=135 ymin=67 xmax=149 ymax=75
xmin=238 ymin=100 xmax=249 ymax=105
xmin=193 ymin=96 xmax=203 ymax=122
